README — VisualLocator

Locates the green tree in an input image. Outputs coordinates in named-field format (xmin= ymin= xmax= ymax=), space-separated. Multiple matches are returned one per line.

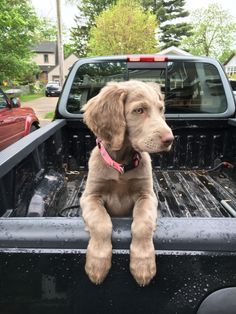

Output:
xmin=181 ymin=3 xmax=236 ymax=62
xmin=220 ymin=49 xmax=235 ymax=65
xmin=70 ymin=0 xmax=115 ymax=57
xmin=133 ymin=0 xmax=192 ymax=48
xmin=64 ymin=43 xmax=75 ymax=58
xmin=36 ymin=17 xmax=58 ymax=42
xmin=70 ymin=0 xmax=192 ymax=56
xmin=154 ymin=0 xmax=192 ymax=49
xmin=0 ymin=0 xmax=40 ymax=83
xmin=88 ymin=0 xmax=158 ymax=56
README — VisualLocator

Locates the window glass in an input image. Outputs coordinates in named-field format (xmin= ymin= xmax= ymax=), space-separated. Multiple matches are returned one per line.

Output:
xmin=230 ymin=80 xmax=236 ymax=91
xmin=0 ymin=91 xmax=8 ymax=109
xmin=128 ymin=68 xmax=166 ymax=90
xmin=67 ymin=62 xmax=127 ymax=113
xmin=44 ymin=54 xmax=49 ymax=63
xmin=165 ymin=61 xmax=227 ymax=113
xmin=66 ymin=60 xmax=227 ymax=114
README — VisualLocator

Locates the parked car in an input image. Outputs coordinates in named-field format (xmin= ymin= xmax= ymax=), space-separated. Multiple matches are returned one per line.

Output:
xmin=0 ymin=88 xmax=39 ymax=150
xmin=45 ymin=81 xmax=61 ymax=97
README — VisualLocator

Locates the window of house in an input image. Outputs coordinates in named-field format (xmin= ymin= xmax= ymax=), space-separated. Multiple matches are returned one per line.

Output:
xmin=44 ymin=54 xmax=49 ymax=63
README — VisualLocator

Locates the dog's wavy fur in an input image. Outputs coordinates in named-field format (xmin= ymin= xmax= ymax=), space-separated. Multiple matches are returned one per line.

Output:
xmin=81 ymin=80 xmax=173 ymax=286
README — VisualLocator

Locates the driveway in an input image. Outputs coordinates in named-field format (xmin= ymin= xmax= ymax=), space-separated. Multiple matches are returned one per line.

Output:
xmin=22 ymin=96 xmax=59 ymax=127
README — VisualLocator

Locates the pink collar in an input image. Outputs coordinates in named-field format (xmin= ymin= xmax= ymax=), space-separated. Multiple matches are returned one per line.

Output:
xmin=96 ymin=139 xmax=141 ymax=174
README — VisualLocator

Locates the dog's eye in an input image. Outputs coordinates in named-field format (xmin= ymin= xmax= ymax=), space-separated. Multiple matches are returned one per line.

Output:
xmin=135 ymin=108 xmax=144 ymax=114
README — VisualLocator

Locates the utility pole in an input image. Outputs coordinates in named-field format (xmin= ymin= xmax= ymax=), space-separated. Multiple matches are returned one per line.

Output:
xmin=56 ymin=0 xmax=64 ymax=87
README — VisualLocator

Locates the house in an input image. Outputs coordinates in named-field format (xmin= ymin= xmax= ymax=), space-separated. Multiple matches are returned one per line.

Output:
xmin=224 ymin=53 xmax=236 ymax=77
xmin=32 ymin=41 xmax=58 ymax=82
xmin=48 ymin=54 xmax=79 ymax=82
xmin=157 ymin=46 xmax=192 ymax=56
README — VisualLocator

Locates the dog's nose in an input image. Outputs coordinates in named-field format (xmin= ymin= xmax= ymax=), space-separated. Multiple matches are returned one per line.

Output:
xmin=161 ymin=132 xmax=174 ymax=146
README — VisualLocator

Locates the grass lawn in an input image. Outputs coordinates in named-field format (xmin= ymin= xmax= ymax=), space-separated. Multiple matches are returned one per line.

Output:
xmin=44 ymin=112 xmax=54 ymax=119
xmin=20 ymin=93 xmax=44 ymax=102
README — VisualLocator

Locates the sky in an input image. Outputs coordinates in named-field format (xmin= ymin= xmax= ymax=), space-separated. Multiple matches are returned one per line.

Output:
xmin=31 ymin=0 xmax=236 ymax=32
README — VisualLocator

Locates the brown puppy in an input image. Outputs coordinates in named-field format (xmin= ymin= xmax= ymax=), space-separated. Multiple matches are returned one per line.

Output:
xmin=80 ymin=80 xmax=173 ymax=286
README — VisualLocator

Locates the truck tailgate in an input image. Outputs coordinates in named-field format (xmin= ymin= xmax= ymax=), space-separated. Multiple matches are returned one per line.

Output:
xmin=0 ymin=217 xmax=236 ymax=314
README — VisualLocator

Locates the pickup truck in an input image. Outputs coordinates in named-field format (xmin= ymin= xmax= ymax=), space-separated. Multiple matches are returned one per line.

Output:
xmin=0 ymin=55 xmax=236 ymax=314
xmin=0 ymin=89 xmax=39 ymax=150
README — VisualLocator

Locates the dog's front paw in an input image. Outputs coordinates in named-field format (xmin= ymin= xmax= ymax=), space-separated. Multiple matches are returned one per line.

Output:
xmin=85 ymin=242 xmax=112 ymax=284
xmin=85 ymin=256 xmax=111 ymax=284
xmin=130 ymin=245 xmax=156 ymax=286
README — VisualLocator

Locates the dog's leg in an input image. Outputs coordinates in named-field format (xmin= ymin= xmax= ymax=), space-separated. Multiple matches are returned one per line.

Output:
xmin=130 ymin=194 xmax=158 ymax=286
xmin=81 ymin=195 xmax=112 ymax=284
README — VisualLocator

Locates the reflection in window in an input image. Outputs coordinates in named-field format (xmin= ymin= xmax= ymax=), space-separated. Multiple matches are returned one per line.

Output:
xmin=66 ymin=60 xmax=227 ymax=114
xmin=0 ymin=92 xmax=7 ymax=109
xmin=165 ymin=62 xmax=227 ymax=113
xmin=67 ymin=62 xmax=127 ymax=113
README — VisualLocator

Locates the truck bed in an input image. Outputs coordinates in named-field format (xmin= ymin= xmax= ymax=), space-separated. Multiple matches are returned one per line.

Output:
xmin=61 ymin=169 xmax=236 ymax=218
xmin=1 ymin=119 xmax=236 ymax=220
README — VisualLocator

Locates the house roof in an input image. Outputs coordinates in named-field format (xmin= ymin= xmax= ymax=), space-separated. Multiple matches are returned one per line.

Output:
xmin=48 ymin=53 xmax=79 ymax=75
xmin=223 ymin=53 xmax=235 ymax=66
xmin=157 ymin=46 xmax=192 ymax=56
xmin=32 ymin=41 xmax=57 ymax=53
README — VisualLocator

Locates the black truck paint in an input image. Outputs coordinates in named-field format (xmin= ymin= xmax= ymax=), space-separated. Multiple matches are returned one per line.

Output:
xmin=0 ymin=55 xmax=236 ymax=314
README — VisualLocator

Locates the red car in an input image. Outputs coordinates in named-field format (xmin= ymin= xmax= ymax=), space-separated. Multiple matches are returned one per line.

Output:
xmin=0 ymin=89 xmax=40 ymax=151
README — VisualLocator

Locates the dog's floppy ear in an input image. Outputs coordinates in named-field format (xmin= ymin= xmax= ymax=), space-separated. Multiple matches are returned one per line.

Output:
xmin=82 ymin=82 xmax=127 ymax=151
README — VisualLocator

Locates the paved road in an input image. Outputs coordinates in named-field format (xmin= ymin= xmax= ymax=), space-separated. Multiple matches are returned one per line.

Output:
xmin=22 ymin=96 xmax=59 ymax=127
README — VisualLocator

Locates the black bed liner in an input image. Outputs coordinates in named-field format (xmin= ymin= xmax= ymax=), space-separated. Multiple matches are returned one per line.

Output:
xmin=61 ymin=170 xmax=236 ymax=218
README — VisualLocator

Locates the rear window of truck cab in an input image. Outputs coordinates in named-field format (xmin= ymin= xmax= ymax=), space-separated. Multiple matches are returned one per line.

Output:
xmin=66 ymin=59 xmax=228 ymax=115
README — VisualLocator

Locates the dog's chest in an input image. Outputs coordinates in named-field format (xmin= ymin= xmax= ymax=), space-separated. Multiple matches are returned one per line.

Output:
xmin=102 ymin=178 xmax=140 ymax=217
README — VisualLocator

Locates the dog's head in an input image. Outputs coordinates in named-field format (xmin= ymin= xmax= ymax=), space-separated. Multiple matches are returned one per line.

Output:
xmin=82 ymin=80 xmax=174 ymax=153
